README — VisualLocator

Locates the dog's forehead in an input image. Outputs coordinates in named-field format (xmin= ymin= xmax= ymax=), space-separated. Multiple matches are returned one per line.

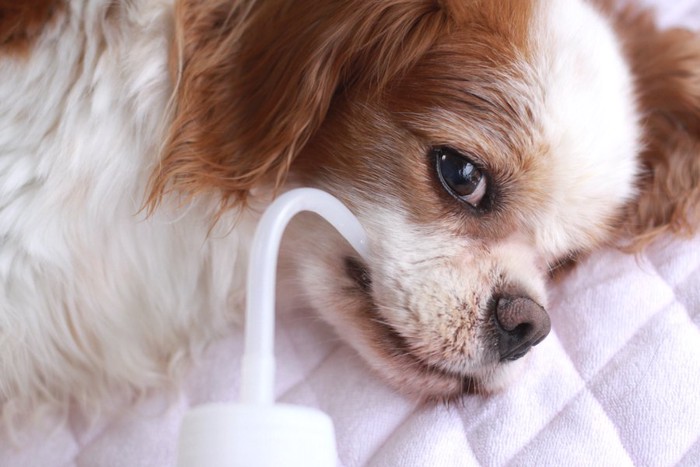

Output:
xmin=526 ymin=0 xmax=640 ymax=256
xmin=387 ymin=0 xmax=640 ymax=258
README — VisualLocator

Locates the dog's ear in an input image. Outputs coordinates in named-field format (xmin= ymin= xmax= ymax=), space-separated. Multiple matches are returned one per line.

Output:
xmin=0 ymin=0 xmax=64 ymax=55
xmin=148 ymin=0 xmax=449 ymax=210
xmin=610 ymin=5 xmax=700 ymax=248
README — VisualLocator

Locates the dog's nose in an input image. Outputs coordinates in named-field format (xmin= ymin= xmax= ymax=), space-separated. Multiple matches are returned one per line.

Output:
xmin=492 ymin=295 xmax=551 ymax=361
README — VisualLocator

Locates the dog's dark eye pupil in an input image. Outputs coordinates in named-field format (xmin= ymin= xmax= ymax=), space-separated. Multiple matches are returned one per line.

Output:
xmin=439 ymin=154 xmax=481 ymax=195
xmin=434 ymin=148 xmax=487 ymax=208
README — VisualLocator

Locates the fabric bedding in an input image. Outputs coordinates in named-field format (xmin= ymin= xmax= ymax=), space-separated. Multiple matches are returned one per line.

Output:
xmin=2 ymin=0 xmax=700 ymax=465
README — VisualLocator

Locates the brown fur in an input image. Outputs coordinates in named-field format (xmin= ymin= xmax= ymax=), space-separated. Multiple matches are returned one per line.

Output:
xmin=151 ymin=0 xmax=700 ymax=253
xmin=295 ymin=27 xmax=543 ymax=243
xmin=149 ymin=0 xmax=454 ymax=210
xmin=148 ymin=0 xmax=540 ymax=212
xmin=608 ymin=3 xmax=700 ymax=249
xmin=0 ymin=0 xmax=63 ymax=55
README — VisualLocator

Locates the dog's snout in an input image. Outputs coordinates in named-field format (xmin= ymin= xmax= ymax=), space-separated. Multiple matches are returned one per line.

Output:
xmin=492 ymin=295 xmax=551 ymax=362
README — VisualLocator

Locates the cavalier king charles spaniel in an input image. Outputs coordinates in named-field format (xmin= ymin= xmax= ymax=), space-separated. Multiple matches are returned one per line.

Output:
xmin=1 ymin=0 xmax=699 ymax=423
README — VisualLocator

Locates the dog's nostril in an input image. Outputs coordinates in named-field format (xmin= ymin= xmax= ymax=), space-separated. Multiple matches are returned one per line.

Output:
xmin=493 ymin=295 xmax=551 ymax=362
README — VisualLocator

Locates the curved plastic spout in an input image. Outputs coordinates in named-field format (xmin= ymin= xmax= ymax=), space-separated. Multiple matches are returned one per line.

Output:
xmin=241 ymin=188 xmax=369 ymax=404
xmin=178 ymin=188 xmax=368 ymax=467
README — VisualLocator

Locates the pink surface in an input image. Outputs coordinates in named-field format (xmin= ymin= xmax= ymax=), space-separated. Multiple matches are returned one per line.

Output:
xmin=6 ymin=233 xmax=699 ymax=467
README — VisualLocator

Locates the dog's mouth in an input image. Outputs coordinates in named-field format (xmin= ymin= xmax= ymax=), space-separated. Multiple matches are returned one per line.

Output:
xmin=342 ymin=256 xmax=490 ymax=400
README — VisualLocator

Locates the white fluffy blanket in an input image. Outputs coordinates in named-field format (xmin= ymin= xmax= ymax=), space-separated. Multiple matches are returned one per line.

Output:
xmin=2 ymin=1 xmax=700 ymax=465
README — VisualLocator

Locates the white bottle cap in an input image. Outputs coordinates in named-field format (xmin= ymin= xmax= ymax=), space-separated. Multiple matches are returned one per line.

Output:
xmin=177 ymin=403 xmax=337 ymax=467
xmin=177 ymin=189 xmax=366 ymax=466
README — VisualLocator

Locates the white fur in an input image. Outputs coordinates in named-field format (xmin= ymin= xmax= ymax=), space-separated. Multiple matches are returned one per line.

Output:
xmin=532 ymin=0 xmax=640 ymax=258
xmin=0 ymin=0 xmax=254 ymax=421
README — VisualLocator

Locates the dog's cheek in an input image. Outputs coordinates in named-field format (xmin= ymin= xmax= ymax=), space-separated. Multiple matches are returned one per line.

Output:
xmin=354 ymin=208 xmax=495 ymax=363
xmin=389 ymin=265 xmax=492 ymax=364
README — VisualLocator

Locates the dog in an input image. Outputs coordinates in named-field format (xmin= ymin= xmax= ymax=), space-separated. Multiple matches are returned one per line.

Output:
xmin=1 ymin=0 xmax=699 ymax=424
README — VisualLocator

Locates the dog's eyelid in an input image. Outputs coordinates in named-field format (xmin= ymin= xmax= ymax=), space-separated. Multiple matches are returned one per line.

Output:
xmin=433 ymin=145 xmax=484 ymax=166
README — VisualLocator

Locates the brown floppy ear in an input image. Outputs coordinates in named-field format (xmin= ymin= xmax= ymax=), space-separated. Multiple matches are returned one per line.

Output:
xmin=0 ymin=0 xmax=64 ymax=55
xmin=610 ymin=5 xmax=700 ymax=248
xmin=149 ymin=0 xmax=449 ymax=210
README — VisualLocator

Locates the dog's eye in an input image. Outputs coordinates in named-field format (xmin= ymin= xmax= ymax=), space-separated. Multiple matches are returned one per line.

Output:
xmin=434 ymin=147 xmax=487 ymax=208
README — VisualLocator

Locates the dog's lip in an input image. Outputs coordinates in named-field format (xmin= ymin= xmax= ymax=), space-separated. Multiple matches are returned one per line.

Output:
xmin=342 ymin=255 xmax=483 ymax=399
xmin=344 ymin=255 xmax=372 ymax=293
xmin=373 ymin=312 xmax=485 ymax=401
xmin=376 ymin=311 xmax=484 ymax=395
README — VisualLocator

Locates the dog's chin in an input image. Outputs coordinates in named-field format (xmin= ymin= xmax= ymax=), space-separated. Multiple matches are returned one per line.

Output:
xmin=340 ymin=256 xmax=522 ymax=401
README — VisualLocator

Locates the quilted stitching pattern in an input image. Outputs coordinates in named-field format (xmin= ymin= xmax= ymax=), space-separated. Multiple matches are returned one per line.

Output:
xmin=0 ymin=248 xmax=696 ymax=467
xmin=20 ymin=227 xmax=688 ymax=467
